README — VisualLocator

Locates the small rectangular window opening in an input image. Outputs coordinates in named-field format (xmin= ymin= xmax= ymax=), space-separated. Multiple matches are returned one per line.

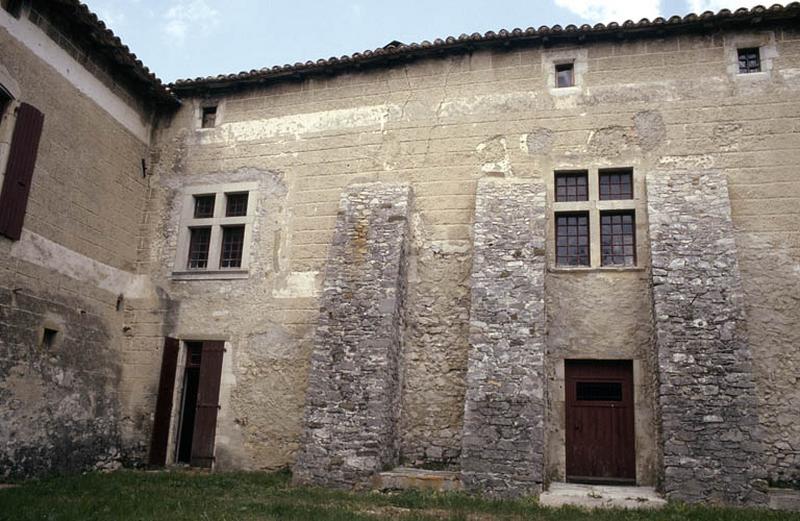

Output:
xmin=556 ymin=62 xmax=575 ymax=88
xmin=225 ymin=192 xmax=248 ymax=217
xmin=555 ymin=171 xmax=588 ymax=202
xmin=193 ymin=194 xmax=215 ymax=218
xmin=201 ymin=105 xmax=217 ymax=128
xmin=41 ymin=328 xmax=58 ymax=349
xmin=576 ymin=381 xmax=623 ymax=401
xmin=556 ymin=212 xmax=590 ymax=266
xmin=738 ymin=47 xmax=761 ymax=74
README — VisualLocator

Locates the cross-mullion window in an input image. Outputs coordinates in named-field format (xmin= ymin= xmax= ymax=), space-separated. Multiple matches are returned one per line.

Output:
xmin=601 ymin=211 xmax=636 ymax=266
xmin=556 ymin=212 xmax=590 ymax=266
xmin=175 ymin=184 xmax=256 ymax=276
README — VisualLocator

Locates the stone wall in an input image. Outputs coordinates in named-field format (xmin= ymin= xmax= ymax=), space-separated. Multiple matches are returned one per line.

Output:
xmin=400 ymin=235 xmax=471 ymax=468
xmin=647 ymin=170 xmax=764 ymax=504
xmin=293 ymin=182 xmax=411 ymax=488
xmin=137 ymin=22 xmax=798 ymax=496
xmin=0 ymin=12 xmax=152 ymax=477
xmin=460 ymin=178 xmax=546 ymax=497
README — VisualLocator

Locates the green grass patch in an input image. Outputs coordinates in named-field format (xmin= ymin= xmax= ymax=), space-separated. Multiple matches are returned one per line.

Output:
xmin=0 ymin=469 xmax=797 ymax=521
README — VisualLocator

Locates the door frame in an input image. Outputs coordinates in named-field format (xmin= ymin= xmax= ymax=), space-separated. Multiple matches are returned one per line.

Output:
xmin=547 ymin=358 xmax=657 ymax=486
xmin=163 ymin=338 xmax=227 ymax=467
xmin=564 ymin=358 xmax=636 ymax=485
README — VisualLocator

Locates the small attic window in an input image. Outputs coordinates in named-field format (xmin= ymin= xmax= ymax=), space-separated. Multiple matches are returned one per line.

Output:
xmin=556 ymin=63 xmax=575 ymax=88
xmin=201 ymin=105 xmax=217 ymax=128
xmin=737 ymin=48 xmax=761 ymax=74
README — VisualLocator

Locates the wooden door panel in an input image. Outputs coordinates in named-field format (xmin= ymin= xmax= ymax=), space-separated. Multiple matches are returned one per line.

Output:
xmin=0 ymin=102 xmax=44 ymax=240
xmin=565 ymin=360 xmax=635 ymax=483
xmin=190 ymin=340 xmax=225 ymax=468
xmin=148 ymin=337 xmax=180 ymax=466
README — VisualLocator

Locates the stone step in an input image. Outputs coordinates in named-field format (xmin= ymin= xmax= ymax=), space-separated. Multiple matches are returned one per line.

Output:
xmin=539 ymin=482 xmax=667 ymax=510
xmin=373 ymin=467 xmax=462 ymax=492
xmin=769 ymin=488 xmax=800 ymax=511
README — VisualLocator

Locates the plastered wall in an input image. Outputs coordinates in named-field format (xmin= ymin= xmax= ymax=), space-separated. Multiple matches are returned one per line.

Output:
xmin=140 ymin=22 xmax=800 ymax=487
xmin=0 ymin=11 xmax=155 ymax=477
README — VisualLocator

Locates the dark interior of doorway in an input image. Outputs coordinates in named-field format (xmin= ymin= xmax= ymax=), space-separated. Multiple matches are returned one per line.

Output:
xmin=176 ymin=341 xmax=202 ymax=463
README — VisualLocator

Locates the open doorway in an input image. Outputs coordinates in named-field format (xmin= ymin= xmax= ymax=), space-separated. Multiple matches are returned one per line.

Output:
xmin=148 ymin=338 xmax=225 ymax=468
xmin=176 ymin=341 xmax=203 ymax=463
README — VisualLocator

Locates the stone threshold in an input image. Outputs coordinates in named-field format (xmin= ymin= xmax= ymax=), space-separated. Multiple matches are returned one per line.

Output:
xmin=539 ymin=482 xmax=667 ymax=510
xmin=373 ymin=467 xmax=462 ymax=492
xmin=769 ymin=488 xmax=800 ymax=511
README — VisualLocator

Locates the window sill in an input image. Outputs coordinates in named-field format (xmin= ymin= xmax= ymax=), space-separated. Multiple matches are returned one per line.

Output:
xmin=734 ymin=71 xmax=769 ymax=80
xmin=171 ymin=270 xmax=249 ymax=281
xmin=548 ymin=266 xmax=646 ymax=274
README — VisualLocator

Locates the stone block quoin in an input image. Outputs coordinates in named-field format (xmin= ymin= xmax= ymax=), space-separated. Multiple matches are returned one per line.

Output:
xmin=293 ymin=182 xmax=412 ymax=488
xmin=647 ymin=170 xmax=764 ymax=505
xmin=461 ymin=178 xmax=547 ymax=497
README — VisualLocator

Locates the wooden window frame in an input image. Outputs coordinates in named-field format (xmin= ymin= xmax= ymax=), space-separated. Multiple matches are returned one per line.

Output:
xmin=555 ymin=170 xmax=589 ymax=202
xmin=219 ymin=225 xmax=245 ymax=268
xmin=737 ymin=47 xmax=761 ymax=74
xmin=600 ymin=210 xmax=637 ymax=267
xmin=599 ymin=168 xmax=634 ymax=200
xmin=172 ymin=182 xmax=257 ymax=280
xmin=555 ymin=211 xmax=591 ymax=267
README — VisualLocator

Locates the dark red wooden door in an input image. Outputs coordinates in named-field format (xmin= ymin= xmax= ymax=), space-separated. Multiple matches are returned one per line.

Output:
xmin=565 ymin=360 xmax=635 ymax=483
xmin=0 ymin=102 xmax=44 ymax=240
xmin=190 ymin=341 xmax=225 ymax=468
xmin=148 ymin=337 xmax=180 ymax=466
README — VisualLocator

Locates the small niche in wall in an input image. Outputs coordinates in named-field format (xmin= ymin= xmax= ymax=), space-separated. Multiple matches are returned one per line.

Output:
xmin=41 ymin=327 xmax=59 ymax=349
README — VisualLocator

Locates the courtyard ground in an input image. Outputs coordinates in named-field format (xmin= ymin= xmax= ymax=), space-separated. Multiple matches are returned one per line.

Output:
xmin=0 ymin=469 xmax=797 ymax=521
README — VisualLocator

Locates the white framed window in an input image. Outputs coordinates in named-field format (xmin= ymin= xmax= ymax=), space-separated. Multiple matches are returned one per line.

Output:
xmin=172 ymin=182 xmax=257 ymax=280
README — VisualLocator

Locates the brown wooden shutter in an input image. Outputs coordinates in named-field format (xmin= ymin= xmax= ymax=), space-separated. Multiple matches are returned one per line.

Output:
xmin=148 ymin=337 xmax=180 ymax=466
xmin=0 ymin=102 xmax=44 ymax=240
xmin=190 ymin=340 xmax=225 ymax=468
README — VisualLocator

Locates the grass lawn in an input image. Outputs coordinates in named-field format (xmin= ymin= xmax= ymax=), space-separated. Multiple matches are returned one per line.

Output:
xmin=1 ymin=469 xmax=797 ymax=521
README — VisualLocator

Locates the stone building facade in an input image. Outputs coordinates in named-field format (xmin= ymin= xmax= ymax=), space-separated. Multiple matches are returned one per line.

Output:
xmin=1 ymin=0 xmax=799 ymax=506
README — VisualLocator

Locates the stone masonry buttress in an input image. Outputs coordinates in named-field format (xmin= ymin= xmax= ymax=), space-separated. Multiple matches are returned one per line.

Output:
xmin=460 ymin=179 xmax=547 ymax=497
xmin=293 ymin=182 xmax=412 ymax=488
xmin=647 ymin=170 xmax=764 ymax=505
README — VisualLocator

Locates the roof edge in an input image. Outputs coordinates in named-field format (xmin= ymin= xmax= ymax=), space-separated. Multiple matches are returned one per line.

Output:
xmin=168 ymin=3 xmax=800 ymax=93
xmin=46 ymin=0 xmax=179 ymax=106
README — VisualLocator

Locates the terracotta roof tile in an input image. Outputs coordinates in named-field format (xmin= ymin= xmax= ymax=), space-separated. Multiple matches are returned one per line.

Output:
xmin=169 ymin=3 xmax=799 ymax=91
xmin=48 ymin=0 xmax=178 ymax=105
